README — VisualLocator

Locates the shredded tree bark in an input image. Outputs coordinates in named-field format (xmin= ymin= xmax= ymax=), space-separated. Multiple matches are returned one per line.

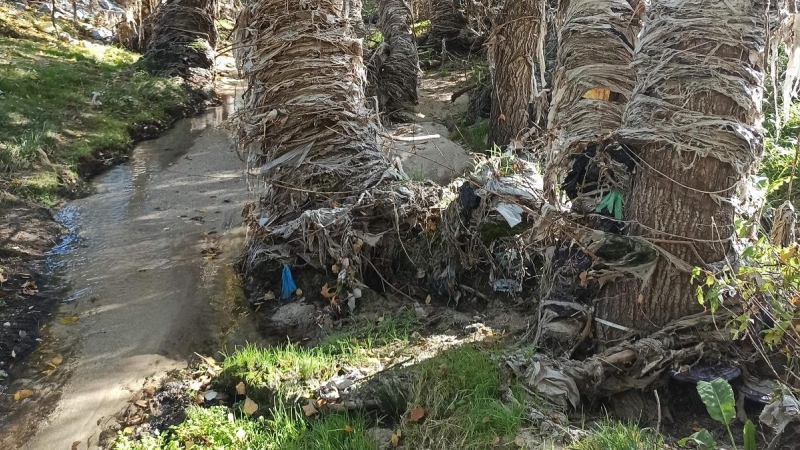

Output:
xmin=600 ymin=0 xmax=768 ymax=337
xmin=368 ymin=0 xmax=419 ymax=122
xmin=544 ymin=0 xmax=641 ymax=205
xmin=234 ymin=0 xmax=441 ymax=284
xmin=141 ymin=0 xmax=218 ymax=92
xmin=420 ymin=0 xmax=485 ymax=54
xmin=486 ymin=0 xmax=545 ymax=147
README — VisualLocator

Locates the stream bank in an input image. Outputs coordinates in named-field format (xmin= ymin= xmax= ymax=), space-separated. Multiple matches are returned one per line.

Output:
xmin=0 ymin=89 xmax=262 ymax=450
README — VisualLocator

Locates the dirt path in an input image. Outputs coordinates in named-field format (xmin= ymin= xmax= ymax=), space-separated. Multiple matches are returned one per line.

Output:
xmin=0 ymin=90 xmax=263 ymax=450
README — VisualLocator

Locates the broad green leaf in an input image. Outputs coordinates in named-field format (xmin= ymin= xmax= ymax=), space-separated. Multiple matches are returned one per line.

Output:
xmin=697 ymin=379 xmax=736 ymax=426
xmin=743 ymin=420 xmax=756 ymax=450
xmin=679 ymin=429 xmax=716 ymax=450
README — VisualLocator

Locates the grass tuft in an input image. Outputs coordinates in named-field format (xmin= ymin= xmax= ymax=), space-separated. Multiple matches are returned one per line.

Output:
xmin=400 ymin=345 xmax=526 ymax=450
xmin=113 ymin=405 xmax=378 ymax=450
xmin=568 ymin=421 xmax=665 ymax=450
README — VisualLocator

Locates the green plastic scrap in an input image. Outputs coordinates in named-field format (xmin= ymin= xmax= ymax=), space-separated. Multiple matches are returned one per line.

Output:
xmin=595 ymin=189 xmax=624 ymax=220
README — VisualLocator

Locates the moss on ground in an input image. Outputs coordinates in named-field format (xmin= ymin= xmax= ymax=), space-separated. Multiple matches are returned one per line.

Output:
xmin=0 ymin=4 xmax=188 ymax=205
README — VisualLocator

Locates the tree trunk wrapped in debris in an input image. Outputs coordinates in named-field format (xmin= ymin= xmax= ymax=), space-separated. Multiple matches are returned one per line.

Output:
xmin=234 ymin=0 xmax=442 ymax=283
xmin=544 ymin=0 xmax=641 ymax=205
xmin=421 ymin=0 xmax=485 ymax=54
xmin=346 ymin=0 xmax=367 ymax=38
xmin=486 ymin=0 xmax=546 ymax=147
xmin=141 ymin=0 xmax=218 ymax=94
xmin=600 ymin=0 xmax=768 ymax=337
xmin=368 ymin=0 xmax=419 ymax=122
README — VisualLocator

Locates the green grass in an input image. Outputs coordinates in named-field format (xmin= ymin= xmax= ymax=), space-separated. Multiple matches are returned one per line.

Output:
xmin=217 ymin=312 xmax=420 ymax=403
xmin=452 ymin=120 xmax=490 ymax=153
xmin=113 ymin=405 xmax=378 ymax=450
xmin=399 ymin=345 xmax=526 ymax=450
xmin=0 ymin=4 xmax=187 ymax=203
xmin=115 ymin=323 xmax=526 ymax=450
xmin=568 ymin=421 xmax=665 ymax=450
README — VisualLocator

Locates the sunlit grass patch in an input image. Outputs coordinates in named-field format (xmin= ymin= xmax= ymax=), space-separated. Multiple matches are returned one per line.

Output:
xmin=399 ymin=345 xmax=526 ymax=450
xmin=0 ymin=4 xmax=188 ymax=203
xmin=113 ymin=404 xmax=378 ymax=450
xmin=568 ymin=421 xmax=665 ymax=450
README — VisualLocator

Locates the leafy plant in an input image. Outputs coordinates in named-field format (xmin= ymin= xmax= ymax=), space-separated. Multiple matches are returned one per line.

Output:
xmin=679 ymin=378 xmax=758 ymax=450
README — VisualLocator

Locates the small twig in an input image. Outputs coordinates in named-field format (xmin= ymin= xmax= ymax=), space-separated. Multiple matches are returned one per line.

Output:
xmin=567 ymin=308 xmax=594 ymax=358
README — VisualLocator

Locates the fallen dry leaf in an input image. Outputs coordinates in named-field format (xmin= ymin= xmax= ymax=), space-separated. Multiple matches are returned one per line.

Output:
xmin=13 ymin=389 xmax=34 ymax=401
xmin=243 ymin=397 xmax=259 ymax=415
xmin=134 ymin=400 xmax=148 ymax=408
xmin=302 ymin=401 xmax=318 ymax=417
xmin=123 ymin=426 xmax=135 ymax=435
xmin=71 ymin=441 xmax=80 ymax=450
xmin=492 ymin=436 xmax=500 ymax=446
xmin=344 ymin=424 xmax=353 ymax=433
xmin=514 ymin=434 xmax=526 ymax=447
xmin=264 ymin=291 xmax=275 ymax=301
xmin=409 ymin=407 xmax=425 ymax=423
xmin=47 ymin=353 xmax=64 ymax=367
xmin=143 ymin=386 xmax=156 ymax=395
xmin=425 ymin=294 xmax=431 ymax=305
xmin=235 ymin=382 xmax=246 ymax=395
xmin=58 ymin=315 xmax=79 ymax=325
xmin=390 ymin=429 xmax=401 ymax=446
xmin=0 ymin=269 xmax=7 ymax=283
xmin=320 ymin=283 xmax=337 ymax=300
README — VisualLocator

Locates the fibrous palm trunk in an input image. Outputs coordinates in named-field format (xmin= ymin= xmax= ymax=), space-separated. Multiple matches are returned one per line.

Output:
xmin=234 ymin=0 xmax=440 ymax=279
xmin=599 ymin=0 xmax=767 ymax=337
xmin=487 ymin=0 xmax=546 ymax=148
xmin=545 ymin=0 xmax=641 ymax=204
xmin=368 ymin=0 xmax=419 ymax=122
xmin=424 ymin=0 xmax=484 ymax=54
xmin=142 ymin=0 xmax=218 ymax=91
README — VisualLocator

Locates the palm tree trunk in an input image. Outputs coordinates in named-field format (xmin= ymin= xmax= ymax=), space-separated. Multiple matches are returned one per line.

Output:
xmin=368 ymin=0 xmax=419 ymax=122
xmin=545 ymin=0 xmax=642 ymax=203
xmin=598 ymin=0 xmax=767 ymax=337
xmin=234 ymin=0 xmax=394 ymax=272
xmin=487 ymin=0 xmax=546 ymax=148
xmin=142 ymin=0 xmax=218 ymax=90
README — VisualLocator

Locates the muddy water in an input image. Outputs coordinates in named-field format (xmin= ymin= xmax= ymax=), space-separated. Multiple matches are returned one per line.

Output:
xmin=0 ymin=93 xmax=263 ymax=449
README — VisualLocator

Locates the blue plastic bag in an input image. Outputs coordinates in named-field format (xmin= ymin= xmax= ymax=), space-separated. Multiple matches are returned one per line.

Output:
xmin=281 ymin=265 xmax=297 ymax=300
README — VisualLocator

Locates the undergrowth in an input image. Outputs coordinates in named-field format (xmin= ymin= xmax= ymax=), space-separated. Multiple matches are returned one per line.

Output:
xmin=0 ymin=4 xmax=187 ymax=205
xmin=568 ymin=421 xmax=664 ymax=450
xmin=113 ymin=312 xmax=531 ymax=450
